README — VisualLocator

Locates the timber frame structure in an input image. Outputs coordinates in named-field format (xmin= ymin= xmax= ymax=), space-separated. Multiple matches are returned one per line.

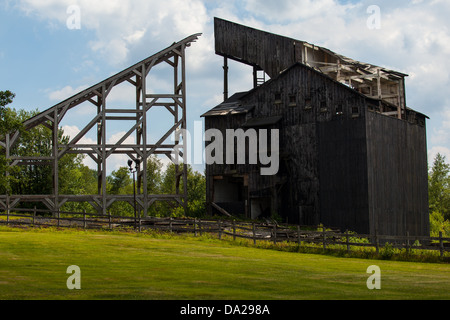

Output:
xmin=0 ymin=33 xmax=201 ymax=216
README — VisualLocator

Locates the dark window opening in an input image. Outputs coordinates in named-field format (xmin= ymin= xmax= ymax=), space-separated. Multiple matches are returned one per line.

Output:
xmin=305 ymin=98 xmax=312 ymax=110
xmin=320 ymin=101 xmax=328 ymax=113
xmin=288 ymin=94 xmax=296 ymax=107
xmin=275 ymin=93 xmax=282 ymax=104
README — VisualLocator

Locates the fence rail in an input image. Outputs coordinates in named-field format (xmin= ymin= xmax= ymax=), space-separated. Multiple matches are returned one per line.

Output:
xmin=1 ymin=207 xmax=449 ymax=259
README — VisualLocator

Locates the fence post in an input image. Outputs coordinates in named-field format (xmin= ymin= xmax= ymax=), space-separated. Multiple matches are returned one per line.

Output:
xmin=440 ymin=231 xmax=444 ymax=258
xmin=297 ymin=225 xmax=301 ymax=247
xmin=33 ymin=206 xmax=36 ymax=226
xmin=83 ymin=210 xmax=87 ymax=229
xmin=322 ymin=226 xmax=326 ymax=250
xmin=218 ymin=220 xmax=222 ymax=239
xmin=194 ymin=218 xmax=197 ymax=237
xmin=169 ymin=217 xmax=173 ymax=233
xmin=57 ymin=210 xmax=60 ymax=227
xmin=346 ymin=230 xmax=350 ymax=254
xmin=406 ymin=231 xmax=411 ymax=255
xmin=375 ymin=230 xmax=379 ymax=255
xmin=6 ymin=201 xmax=9 ymax=225
xmin=273 ymin=224 xmax=277 ymax=245
xmin=199 ymin=219 xmax=203 ymax=236
xmin=233 ymin=220 xmax=236 ymax=241
xmin=252 ymin=223 xmax=256 ymax=245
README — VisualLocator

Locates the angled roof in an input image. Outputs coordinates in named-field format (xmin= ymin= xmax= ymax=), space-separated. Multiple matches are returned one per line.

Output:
xmin=201 ymin=92 xmax=252 ymax=117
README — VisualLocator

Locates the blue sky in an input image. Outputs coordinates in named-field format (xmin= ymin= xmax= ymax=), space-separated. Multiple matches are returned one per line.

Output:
xmin=1 ymin=0 xmax=450 ymax=173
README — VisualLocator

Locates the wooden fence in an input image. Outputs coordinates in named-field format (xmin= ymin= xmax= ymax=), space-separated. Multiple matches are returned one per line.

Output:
xmin=1 ymin=207 xmax=449 ymax=258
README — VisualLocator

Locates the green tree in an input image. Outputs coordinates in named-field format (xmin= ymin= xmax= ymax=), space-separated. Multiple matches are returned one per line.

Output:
xmin=0 ymin=95 xmax=94 ymax=212
xmin=428 ymin=153 xmax=450 ymax=220
xmin=0 ymin=92 xmax=24 ymax=194
xmin=160 ymin=163 xmax=206 ymax=217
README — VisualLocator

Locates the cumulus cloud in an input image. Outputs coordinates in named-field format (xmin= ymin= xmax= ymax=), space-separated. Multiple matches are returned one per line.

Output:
xmin=17 ymin=0 xmax=209 ymax=67
xmin=48 ymin=85 xmax=88 ymax=101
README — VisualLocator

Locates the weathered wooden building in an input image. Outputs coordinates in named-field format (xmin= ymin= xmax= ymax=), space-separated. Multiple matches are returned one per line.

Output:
xmin=202 ymin=18 xmax=429 ymax=237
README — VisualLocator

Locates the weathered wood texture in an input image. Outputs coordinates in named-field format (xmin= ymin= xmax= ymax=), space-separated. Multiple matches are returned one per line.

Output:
xmin=205 ymin=61 xmax=429 ymax=237
xmin=214 ymin=17 xmax=303 ymax=79
xmin=366 ymin=111 xmax=429 ymax=237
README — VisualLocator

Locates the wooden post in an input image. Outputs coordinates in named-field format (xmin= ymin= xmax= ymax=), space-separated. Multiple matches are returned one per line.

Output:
xmin=273 ymin=224 xmax=277 ymax=245
xmin=252 ymin=223 xmax=256 ymax=245
xmin=223 ymin=56 xmax=229 ymax=101
xmin=169 ymin=217 xmax=173 ymax=233
xmin=375 ymin=229 xmax=379 ymax=255
xmin=346 ymin=230 xmax=350 ymax=254
xmin=406 ymin=231 xmax=410 ymax=255
xmin=322 ymin=226 xmax=326 ymax=250
xmin=57 ymin=210 xmax=60 ymax=227
xmin=233 ymin=220 xmax=236 ymax=241
xmin=199 ymin=219 xmax=203 ymax=236
xmin=83 ymin=210 xmax=87 ymax=229
xmin=6 ymin=200 xmax=9 ymax=225
xmin=297 ymin=225 xmax=301 ymax=247
xmin=194 ymin=218 xmax=197 ymax=237
xmin=108 ymin=212 xmax=112 ymax=229
xmin=218 ymin=220 xmax=222 ymax=239
xmin=439 ymin=231 xmax=444 ymax=258
xmin=33 ymin=206 xmax=36 ymax=226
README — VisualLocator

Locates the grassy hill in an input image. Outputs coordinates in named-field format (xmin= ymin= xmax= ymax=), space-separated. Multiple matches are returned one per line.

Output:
xmin=0 ymin=226 xmax=448 ymax=300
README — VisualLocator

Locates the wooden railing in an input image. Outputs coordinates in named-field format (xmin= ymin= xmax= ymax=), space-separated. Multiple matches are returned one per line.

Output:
xmin=1 ymin=207 xmax=449 ymax=259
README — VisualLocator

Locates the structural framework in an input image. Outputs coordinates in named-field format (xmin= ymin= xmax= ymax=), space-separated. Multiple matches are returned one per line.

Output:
xmin=0 ymin=33 xmax=201 ymax=216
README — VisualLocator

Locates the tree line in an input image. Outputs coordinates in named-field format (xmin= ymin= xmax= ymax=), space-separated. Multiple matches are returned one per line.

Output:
xmin=0 ymin=91 xmax=206 ymax=218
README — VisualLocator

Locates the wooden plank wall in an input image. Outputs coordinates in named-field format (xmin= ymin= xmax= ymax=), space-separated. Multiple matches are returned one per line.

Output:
xmin=214 ymin=17 xmax=303 ymax=78
xmin=239 ymin=64 xmax=370 ymax=226
xmin=366 ymin=112 xmax=429 ymax=237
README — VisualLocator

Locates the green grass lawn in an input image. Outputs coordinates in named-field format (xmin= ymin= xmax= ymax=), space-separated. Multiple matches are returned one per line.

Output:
xmin=0 ymin=226 xmax=448 ymax=300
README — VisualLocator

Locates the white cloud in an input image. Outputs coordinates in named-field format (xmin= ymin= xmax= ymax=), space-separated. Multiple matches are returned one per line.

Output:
xmin=18 ymin=0 xmax=209 ymax=67
xmin=48 ymin=85 xmax=88 ymax=101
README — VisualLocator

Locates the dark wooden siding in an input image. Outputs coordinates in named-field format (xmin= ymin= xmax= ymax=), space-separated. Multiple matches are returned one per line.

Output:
xmin=366 ymin=112 xmax=429 ymax=237
xmin=204 ymin=62 xmax=429 ymax=236
xmin=214 ymin=17 xmax=302 ymax=78
xmin=318 ymin=116 xmax=370 ymax=233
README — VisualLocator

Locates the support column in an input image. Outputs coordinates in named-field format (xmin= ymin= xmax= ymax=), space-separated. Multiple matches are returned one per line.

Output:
xmin=52 ymin=108 xmax=59 ymax=216
xmin=181 ymin=44 xmax=189 ymax=214
xmin=101 ymin=85 xmax=107 ymax=215
xmin=223 ymin=56 xmax=229 ymax=101
xmin=141 ymin=64 xmax=148 ymax=218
